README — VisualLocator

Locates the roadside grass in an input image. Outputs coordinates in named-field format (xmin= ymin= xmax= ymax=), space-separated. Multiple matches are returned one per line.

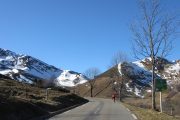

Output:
xmin=123 ymin=103 xmax=180 ymax=120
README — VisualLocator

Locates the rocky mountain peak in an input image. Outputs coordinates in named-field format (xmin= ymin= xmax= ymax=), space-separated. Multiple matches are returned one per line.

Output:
xmin=0 ymin=48 xmax=87 ymax=87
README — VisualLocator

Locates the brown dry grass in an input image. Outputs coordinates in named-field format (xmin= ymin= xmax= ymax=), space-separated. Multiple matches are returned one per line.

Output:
xmin=124 ymin=103 xmax=180 ymax=120
xmin=0 ymin=78 xmax=88 ymax=120
xmin=77 ymin=76 xmax=115 ymax=98
xmin=76 ymin=68 xmax=180 ymax=117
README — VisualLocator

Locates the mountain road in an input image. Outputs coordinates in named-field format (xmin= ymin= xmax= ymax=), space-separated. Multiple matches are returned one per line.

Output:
xmin=48 ymin=97 xmax=136 ymax=120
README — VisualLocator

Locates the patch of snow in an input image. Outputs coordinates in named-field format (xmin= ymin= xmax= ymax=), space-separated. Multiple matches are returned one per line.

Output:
xmin=18 ymin=75 xmax=33 ymax=84
xmin=126 ymin=83 xmax=133 ymax=92
xmin=133 ymin=60 xmax=146 ymax=69
xmin=146 ymin=89 xmax=152 ymax=93
xmin=168 ymin=63 xmax=180 ymax=73
xmin=118 ymin=63 xmax=123 ymax=75
xmin=12 ymin=69 xmax=18 ymax=74
xmin=0 ymin=69 xmax=12 ymax=74
xmin=134 ymin=87 xmax=144 ymax=98
xmin=56 ymin=70 xmax=87 ymax=87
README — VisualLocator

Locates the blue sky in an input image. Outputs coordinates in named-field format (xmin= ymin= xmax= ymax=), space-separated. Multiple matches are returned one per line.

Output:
xmin=0 ymin=0 xmax=179 ymax=73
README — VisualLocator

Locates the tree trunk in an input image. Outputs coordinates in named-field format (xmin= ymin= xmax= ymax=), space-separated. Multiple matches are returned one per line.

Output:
xmin=119 ymin=87 xmax=122 ymax=101
xmin=119 ymin=75 xmax=124 ymax=102
xmin=119 ymin=83 xmax=123 ymax=102
xmin=90 ymin=86 xmax=93 ymax=97
xmin=152 ymin=57 xmax=156 ymax=110
xmin=119 ymin=88 xmax=120 ymax=101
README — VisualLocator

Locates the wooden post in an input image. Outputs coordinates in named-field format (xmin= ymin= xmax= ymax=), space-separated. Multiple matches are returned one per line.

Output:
xmin=46 ymin=89 xmax=48 ymax=100
xmin=171 ymin=107 xmax=173 ymax=116
xmin=46 ymin=88 xmax=51 ymax=100
xmin=25 ymin=86 xmax=27 ymax=99
xmin=119 ymin=87 xmax=121 ymax=101
xmin=160 ymin=92 xmax=162 ymax=113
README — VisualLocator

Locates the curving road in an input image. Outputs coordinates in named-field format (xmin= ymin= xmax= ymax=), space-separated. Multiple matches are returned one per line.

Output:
xmin=48 ymin=98 xmax=136 ymax=120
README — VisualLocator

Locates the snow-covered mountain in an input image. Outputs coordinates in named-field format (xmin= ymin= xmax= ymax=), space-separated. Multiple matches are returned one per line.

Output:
xmin=56 ymin=70 xmax=87 ymax=87
xmin=117 ymin=60 xmax=152 ymax=98
xmin=117 ymin=57 xmax=180 ymax=98
xmin=132 ymin=57 xmax=180 ymax=85
xmin=163 ymin=60 xmax=180 ymax=85
xmin=0 ymin=48 xmax=87 ymax=87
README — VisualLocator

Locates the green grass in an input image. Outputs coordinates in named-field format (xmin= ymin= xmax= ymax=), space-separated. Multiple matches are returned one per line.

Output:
xmin=124 ymin=103 xmax=180 ymax=120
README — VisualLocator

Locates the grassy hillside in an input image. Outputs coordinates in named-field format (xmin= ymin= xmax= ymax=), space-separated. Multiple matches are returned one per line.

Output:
xmin=76 ymin=67 xmax=180 ymax=117
xmin=77 ymin=68 xmax=118 ymax=99
xmin=77 ymin=76 xmax=113 ymax=98
xmin=0 ymin=77 xmax=88 ymax=120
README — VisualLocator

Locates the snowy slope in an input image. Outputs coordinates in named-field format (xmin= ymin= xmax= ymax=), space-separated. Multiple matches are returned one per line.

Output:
xmin=163 ymin=60 xmax=180 ymax=85
xmin=117 ymin=57 xmax=180 ymax=97
xmin=0 ymin=48 xmax=87 ymax=87
xmin=56 ymin=70 xmax=87 ymax=87
xmin=135 ymin=57 xmax=180 ymax=85
xmin=118 ymin=61 xmax=153 ymax=97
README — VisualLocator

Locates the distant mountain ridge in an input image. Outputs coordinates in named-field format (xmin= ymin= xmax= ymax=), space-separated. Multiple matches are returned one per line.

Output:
xmin=117 ymin=57 xmax=180 ymax=97
xmin=0 ymin=48 xmax=87 ymax=87
xmin=79 ymin=57 xmax=180 ymax=98
xmin=133 ymin=57 xmax=180 ymax=85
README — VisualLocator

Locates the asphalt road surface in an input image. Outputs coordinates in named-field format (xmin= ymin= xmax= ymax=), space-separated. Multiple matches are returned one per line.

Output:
xmin=48 ymin=98 xmax=136 ymax=120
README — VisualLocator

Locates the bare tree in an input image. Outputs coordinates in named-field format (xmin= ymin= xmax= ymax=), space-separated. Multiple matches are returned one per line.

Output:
xmin=110 ymin=51 xmax=128 ymax=68
xmin=110 ymin=51 xmax=129 ymax=101
xmin=84 ymin=68 xmax=100 ymax=97
xmin=131 ymin=0 xmax=178 ymax=110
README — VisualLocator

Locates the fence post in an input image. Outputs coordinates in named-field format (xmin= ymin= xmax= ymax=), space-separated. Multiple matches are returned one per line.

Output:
xmin=171 ymin=107 xmax=173 ymax=116
xmin=46 ymin=88 xmax=51 ymax=100
xmin=160 ymin=92 xmax=162 ymax=113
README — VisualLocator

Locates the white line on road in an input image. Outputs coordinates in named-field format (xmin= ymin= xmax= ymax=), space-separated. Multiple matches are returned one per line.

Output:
xmin=94 ymin=108 xmax=100 ymax=114
xmin=132 ymin=114 xmax=137 ymax=120
xmin=82 ymin=104 xmax=87 ymax=107
xmin=64 ymin=110 xmax=71 ymax=114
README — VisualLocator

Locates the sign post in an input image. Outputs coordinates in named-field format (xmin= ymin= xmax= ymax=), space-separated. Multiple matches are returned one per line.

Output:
xmin=156 ymin=79 xmax=167 ymax=113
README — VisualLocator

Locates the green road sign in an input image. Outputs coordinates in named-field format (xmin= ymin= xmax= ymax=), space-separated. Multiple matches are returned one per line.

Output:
xmin=156 ymin=79 xmax=167 ymax=92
